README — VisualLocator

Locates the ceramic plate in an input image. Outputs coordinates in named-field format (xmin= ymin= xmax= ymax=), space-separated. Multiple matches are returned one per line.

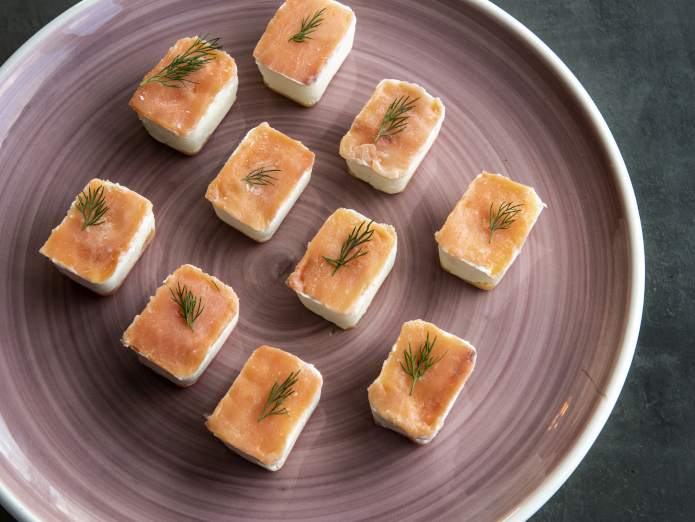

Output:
xmin=0 ymin=0 xmax=644 ymax=520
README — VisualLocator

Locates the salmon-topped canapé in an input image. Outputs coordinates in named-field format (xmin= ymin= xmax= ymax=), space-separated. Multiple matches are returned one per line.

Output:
xmin=40 ymin=179 xmax=154 ymax=295
xmin=339 ymin=79 xmax=445 ymax=193
xmin=205 ymin=123 xmax=315 ymax=241
xmin=286 ymin=208 xmax=397 ymax=328
xmin=435 ymin=172 xmax=546 ymax=289
xmin=206 ymin=345 xmax=322 ymax=470
xmin=121 ymin=265 xmax=239 ymax=386
xmin=130 ymin=37 xmax=237 ymax=137
xmin=254 ymin=0 xmax=355 ymax=86
xmin=367 ymin=320 xmax=477 ymax=443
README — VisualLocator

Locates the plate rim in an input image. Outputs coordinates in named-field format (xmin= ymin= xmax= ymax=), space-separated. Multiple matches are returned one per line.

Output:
xmin=0 ymin=0 xmax=645 ymax=520
xmin=467 ymin=1 xmax=645 ymax=519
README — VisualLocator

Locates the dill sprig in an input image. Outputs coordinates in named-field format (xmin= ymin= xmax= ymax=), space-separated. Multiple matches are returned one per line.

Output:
xmin=288 ymin=8 xmax=326 ymax=43
xmin=258 ymin=371 xmax=300 ymax=422
xmin=140 ymin=35 xmax=222 ymax=89
xmin=241 ymin=166 xmax=281 ymax=186
xmin=374 ymin=95 xmax=419 ymax=142
xmin=169 ymin=282 xmax=205 ymax=332
xmin=322 ymin=220 xmax=374 ymax=276
xmin=489 ymin=201 xmax=523 ymax=243
xmin=76 ymin=184 xmax=109 ymax=230
xmin=400 ymin=331 xmax=448 ymax=396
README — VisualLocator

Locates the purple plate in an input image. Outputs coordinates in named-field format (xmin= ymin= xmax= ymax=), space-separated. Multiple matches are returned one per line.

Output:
xmin=0 ymin=0 xmax=644 ymax=520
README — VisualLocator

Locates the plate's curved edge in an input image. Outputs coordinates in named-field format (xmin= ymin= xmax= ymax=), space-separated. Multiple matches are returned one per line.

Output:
xmin=467 ymin=1 xmax=645 ymax=521
xmin=0 ymin=0 xmax=99 ymax=84
xmin=0 ymin=1 xmax=100 ymax=519
xmin=0 ymin=1 xmax=646 ymax=521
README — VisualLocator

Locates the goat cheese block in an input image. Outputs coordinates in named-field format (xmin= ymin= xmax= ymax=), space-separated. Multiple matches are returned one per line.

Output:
xmin=39 ymin=179 xmax=155 ymax=296
xmin=367 ymin=320 xmax=476 ymax=444
xmin=129 ymin=37 xmax=238 ymax=155
xmin=286 ymin=208 xmax=397 ymax=329
xmin=253 ymin=0 xmax=356 ymax=107
xmin=206 ymin=345 xmax=323 ymax=471
xmin=205 ymin=122 xmax=315 ymax=242
xmin=435 ymin=172 xmax=546 ymax=290
xmin=121 ymin=264 xmax=239 ymax=386
xmin=339 ymin=79 xmax=445 ymax=194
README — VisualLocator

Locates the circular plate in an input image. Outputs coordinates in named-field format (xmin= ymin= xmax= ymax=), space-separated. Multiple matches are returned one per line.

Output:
xmin=0 ymin=0 xmax=644 ymax=520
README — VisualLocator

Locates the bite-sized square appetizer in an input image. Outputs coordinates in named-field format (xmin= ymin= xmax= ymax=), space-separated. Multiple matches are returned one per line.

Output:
xmin=254 ymin=0 xmax=356 ymax=107
xmin=130 ymin=36 xmax=238 ymax=155
xmin=435 ymin=172 xmax=546 ymax=290
xmin=40 ymin=179 xmax=155 ymax=296
xmin=367 ymin=320 xmax=476 ymax=444
xmin=339 ymin=79 xmax=445 ymax=194
xmin=205 ymin=122 xmax=315 ymax=242
xmin=206 ymin=345 xmax=323 ymax=471
xmin=121 ymin=264 xmax=239 ymax=386
xmin=286 ymin=208 xmax=396 ymax=329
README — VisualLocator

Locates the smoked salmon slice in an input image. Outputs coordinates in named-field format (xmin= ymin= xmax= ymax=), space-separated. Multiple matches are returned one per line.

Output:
xmin=206 ymin=345 xmax=322 ymax=470
xmin=254 ymin=0 xmax=356 ymax=106
xmin=286 ymin=208 xmax=397 ymax=329
xmin=435 ymin=172 xmax=546 ymax=289
xmin=339 ymin=79 xmax=445 ymax=193
xmin=40 ymin=179 xmax=154 ymax=295
xmin=121 ymin=264 xmax=239 ymax=386
xmin=205 ymin=122 xmax=315 ymax=242
xmin=129 ymin=37 xmax=238 ymax=155
xmin=367 ymin=320 xmax=477 ymax=444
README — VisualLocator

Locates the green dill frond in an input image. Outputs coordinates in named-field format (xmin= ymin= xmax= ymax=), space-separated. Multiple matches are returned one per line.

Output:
xmin=374 ymin=95 xmax=419 ymax=142
xmin=288 ymin=8 xmax=326 ymax=43
xmin=140 ymin=34 xmax=222 ymax=89
xmin=400 ymin=331 xmax=448 ymax=396
xmin=322 ymin=220 xmax=375 ymax=276
xmin=76 ymin=184 xmax=109 ymax=230
xmin=258 ymin=371 xmax=301 ymax=421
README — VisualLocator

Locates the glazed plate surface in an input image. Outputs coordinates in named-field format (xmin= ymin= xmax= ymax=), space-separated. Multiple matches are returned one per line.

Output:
xmin=0 ymin=0 xmax=643 ymax=520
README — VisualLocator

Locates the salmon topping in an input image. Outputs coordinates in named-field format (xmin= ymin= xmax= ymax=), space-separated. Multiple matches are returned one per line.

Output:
xmin=205 ymin=123 xmax=315 ymax=230
xmin=367 ymin=320 xmax=476 ymax=439
xmin=435 ymin=172 xmax=545 ymax=278
xmin=339 ymin=80 xmax=445 ymax=179
xmin=206 ymin=346 xmax=322 ymax=466
xmin=286 ymin=208 xmax=397 ymax=315
xmin=40 ymin=179 xmax=152 ymax=283
xmin=254 ymin=0 xmax=355 ymax=85
xmin=122 ymin=265 xmax=239 ymax=379
xmin=129 ymin=37 xmax=237 ymax=136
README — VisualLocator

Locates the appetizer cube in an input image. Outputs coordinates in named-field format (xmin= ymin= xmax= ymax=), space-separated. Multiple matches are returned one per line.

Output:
xmin=286 ymin=208 xmax=397 ymax=329
xmin=435 ymin=172 xmax=546 ymax=290
xmin=339 ymin=79 xmax=445 ymax=194
xmin=205 ymin=123 xmax=315 ymax=242
xmin=254 ymin=0 xmax=356 ymax=107
xmin=206 ymin=345 xmax=323 ymax=471
xmin=367 ymin=320 xmax=476 ymax=444
xmin=130 ymin=36 xmax=238 ymax=155
xmin=40 ymin=179 xmax=155 ymax=296
xmin=121 ymin=264 xmax=239 ymax=386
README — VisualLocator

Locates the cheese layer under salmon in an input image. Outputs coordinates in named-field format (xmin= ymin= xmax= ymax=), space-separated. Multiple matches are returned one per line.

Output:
xmin=40 ymin=179 xmax=154 ymax=291
xmin=339 ymin=79 xmax=445 ymax=192
xmin=367 ymin=320 xmax=476 ymax=443
xmin=205 ymin=122 xmax=314 ymax=240
xmin=435 ymin=172 xmax=545 ymax=288
xmin=122 ymin=265 xmax=239 ymax=382
xmin=130 ymin=37 xmax=237 ymax=137
xmin=254 ymin=0 xmax=355 ymax=86
xmin=206 ymin=345 xmax=322 ymax=470
xmin=286 ymin=208 xmax=397 ymax=317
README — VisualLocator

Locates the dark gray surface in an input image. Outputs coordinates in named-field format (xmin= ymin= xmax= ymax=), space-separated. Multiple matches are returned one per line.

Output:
xmin=0 ymin=0 xmax=692 ymax=520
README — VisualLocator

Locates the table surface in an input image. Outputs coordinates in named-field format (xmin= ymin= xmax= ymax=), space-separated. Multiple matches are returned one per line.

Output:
xmin=1 ymin=0 xmax=693 ymax=520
